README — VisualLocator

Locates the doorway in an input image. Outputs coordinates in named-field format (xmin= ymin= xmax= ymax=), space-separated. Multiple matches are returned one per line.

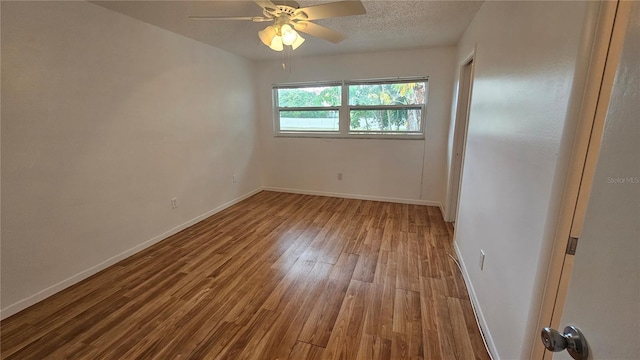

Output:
xmin=447 ymin=55 xmax=475 ymax=224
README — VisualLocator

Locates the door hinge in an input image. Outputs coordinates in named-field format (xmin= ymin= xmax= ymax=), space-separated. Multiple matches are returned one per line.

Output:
xmin=566 ymin=237 xmax=579 ymax=255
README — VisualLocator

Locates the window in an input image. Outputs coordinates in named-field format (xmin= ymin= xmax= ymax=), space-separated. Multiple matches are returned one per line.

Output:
xmin=348 ymin=80 xmax=426 ymax=135
xmin=275 ymin=83 xmax=341 ymax=133
xmin=273 ymin=77 xmax=428 ymax=138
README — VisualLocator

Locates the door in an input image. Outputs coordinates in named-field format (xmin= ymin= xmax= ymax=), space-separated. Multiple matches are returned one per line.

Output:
xmin=544 ymin=1 xmax=639 ymax=359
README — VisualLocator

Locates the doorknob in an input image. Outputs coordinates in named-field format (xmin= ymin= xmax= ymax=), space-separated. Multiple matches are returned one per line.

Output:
xmin=540 ymin=325 xmax=589 ymax=360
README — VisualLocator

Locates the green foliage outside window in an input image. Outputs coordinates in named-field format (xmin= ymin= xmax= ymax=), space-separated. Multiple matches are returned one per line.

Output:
xmin=349 ymin=82 xmax=425 ymax=132
xmin=277 ymin=86 xmax=340 ymax=118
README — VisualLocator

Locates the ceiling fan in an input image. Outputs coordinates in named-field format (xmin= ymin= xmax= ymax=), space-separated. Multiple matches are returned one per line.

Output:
xmin=189 ymin=0 xmax=366 ymax=51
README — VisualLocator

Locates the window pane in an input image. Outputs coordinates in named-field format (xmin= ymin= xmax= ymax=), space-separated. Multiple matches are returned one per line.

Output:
xmin=280 ymin=110 xmax=339 ymax=131
xmin=348 ymin=82 xmax=427 ymax=106
xmin=277 ymin=86 xmax=341 ymax=107
xmin=350 ymin=109 xmax=422 ymax=132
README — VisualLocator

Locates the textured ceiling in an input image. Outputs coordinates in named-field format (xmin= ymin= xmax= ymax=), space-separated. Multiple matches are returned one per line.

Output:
xmin=92 ymin=1 xmax=483 ymax=61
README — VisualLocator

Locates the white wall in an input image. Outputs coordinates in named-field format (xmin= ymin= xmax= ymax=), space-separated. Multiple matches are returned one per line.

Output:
xmin=450 ymin=1 xmax=597 ymax=359
xmin=1 ymin=1 xmax=261 ymax=317
xmin=256 ymin=48 xmax=456 ymax=206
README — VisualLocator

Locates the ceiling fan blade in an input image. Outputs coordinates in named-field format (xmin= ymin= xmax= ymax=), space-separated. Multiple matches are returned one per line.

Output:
xmin=188 ymin=16 xmax=272 ymax=22
xmin=294 ymin=1 xmax=365 ymax=21
xmin=294 ymin=21 xmax=346 ymax=43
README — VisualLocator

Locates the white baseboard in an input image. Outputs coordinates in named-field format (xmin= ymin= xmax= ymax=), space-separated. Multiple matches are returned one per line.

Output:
xmin=454 ymin=241 xmax=500 ymax=359
xmin=263 ymin=186 xmax=443 ymax=209
xmin=0 ymin=187 xmax=264 ymax=320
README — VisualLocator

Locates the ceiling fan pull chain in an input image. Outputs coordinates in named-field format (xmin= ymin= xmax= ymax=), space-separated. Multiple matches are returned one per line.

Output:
xmin=281 ymin=49 xmax=286 ymax=70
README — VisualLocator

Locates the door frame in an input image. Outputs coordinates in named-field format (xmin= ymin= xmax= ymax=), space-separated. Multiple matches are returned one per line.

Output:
xmin=446 ymin=49 xmax=475 ymax=223
xmin=531 ymin=1 xmax=631 ymax=358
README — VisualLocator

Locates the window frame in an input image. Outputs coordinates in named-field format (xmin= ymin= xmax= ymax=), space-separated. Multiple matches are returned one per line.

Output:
xmin=273 ymin=77 xmax=428 ymax=139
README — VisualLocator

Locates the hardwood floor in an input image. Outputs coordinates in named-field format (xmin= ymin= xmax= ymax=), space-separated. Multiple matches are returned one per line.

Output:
xmin=1 ymin=191 xmax=490 ymax=360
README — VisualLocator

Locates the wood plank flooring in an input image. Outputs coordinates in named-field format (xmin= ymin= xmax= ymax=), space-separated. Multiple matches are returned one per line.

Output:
xmin=1 ymin=191 xmax=490 ymax=360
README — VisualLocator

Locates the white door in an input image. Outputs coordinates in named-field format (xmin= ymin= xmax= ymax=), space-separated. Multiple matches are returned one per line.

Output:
xmin=548 ymin=2 xmax=639 ymax=359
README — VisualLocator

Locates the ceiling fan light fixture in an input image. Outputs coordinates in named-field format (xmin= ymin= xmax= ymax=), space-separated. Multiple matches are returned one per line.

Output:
xmin=269 ymin=35 xmax=284 ymax=51
xmin=280 ymin=24 xmax=298 ymax=46
xmin=291 ymin=34 xmax=305 ymax=50
xmin=258 ymin=25 xmax=277 ymax=46
xmin=258 ymin=23 xmax=300 ymax=51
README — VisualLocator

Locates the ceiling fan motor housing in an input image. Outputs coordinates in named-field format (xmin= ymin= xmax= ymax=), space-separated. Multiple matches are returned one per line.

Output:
xmin=263 ymin=2 xmax=305 ymax=20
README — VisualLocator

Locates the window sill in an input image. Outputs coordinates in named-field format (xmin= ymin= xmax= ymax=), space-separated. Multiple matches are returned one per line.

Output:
xmin=274 ymin=133 xmax=425 ymax=140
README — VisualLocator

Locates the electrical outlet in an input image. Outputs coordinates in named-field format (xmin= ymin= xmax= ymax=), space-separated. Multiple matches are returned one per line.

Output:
xmin=479 ymin=250 xmax=486 ymax=271
xmin=337 ymin=172 xmax=343 ymax=180
xmin=171 ymin=197 xmax=178 ymax=209
xmin=233 ymin=174 xmax=237 ymax=183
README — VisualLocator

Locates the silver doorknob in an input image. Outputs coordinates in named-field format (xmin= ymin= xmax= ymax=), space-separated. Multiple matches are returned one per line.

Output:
xmin=540 ymin=325 xmax=589 ymax=360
